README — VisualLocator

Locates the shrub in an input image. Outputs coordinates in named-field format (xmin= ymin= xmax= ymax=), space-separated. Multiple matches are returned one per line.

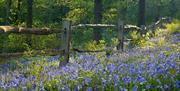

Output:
xmin=166 ymin=20 xmax=180 ymax=34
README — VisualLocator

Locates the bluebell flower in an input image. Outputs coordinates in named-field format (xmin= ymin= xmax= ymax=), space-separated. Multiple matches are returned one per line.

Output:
xmin=21 ymin=85 xmax=27 ymax=91
xmin=108 ymin=74 xmax=112 ymax=82
xmin=11 ymin=81 xmax=17 ymax=87
xmin=62 ymin=86 xmax=65 ymax=91
xmin=77 ymin=82 xmax=82 ymax=90
xmin=31 ymin=76 xmax=36 ymax=80
xmin=72 ymin=88 xmax=78 ymax=91
xmin=66 ymin=88 xmax=71 ymax=91
xmin=163 ymin=84 xmax=169 ymax=89
xmin=47 ymin=55 xmax=60 ymax=62
xmin=158 ymin=52 xmax=165 ymax=59
xmin=139 ymin=77 xmax=146 ymax=85
xmin=132 ymin=85 xmax=138 ymax=91
xmin=2 ymin=84 xmax=8 ymax=90
xmin=113 ymin=74 xmax=120 ymax=86
xmin=119 ymin=86 xmax=124 ymax=91
xmin=122 ymin=76 xmax=131 ymax=85
xmin=107 ymin=64 xmax=116 ymax=72
xmin=84 ymin=77 xmax=92 ymax=85
xmin=20 ymin=59 xmax=30 ymax=64
xmin=157 ymin=66 xmax=163 ymax=73
xmin=146 ymin=84 xmax=151 ymax=89
xmin=19 ymin=77 xmax=27 ymax=83
xmin=86 ymin=87 xmax=92 ymax=91
xmin=164 ymin=66 xmax=168 ymax=72
xmin=135 ymin=75 xmax=146 ymax=85
xmin=119 ymin=86 xmax=127 ymax=91
xmin=165 ymin=47 xmax=170 ymax=52
xmin=101 ymin=78 xmax=106 ymax=87
xmin=175 ymin=80 xmax=180 ymax=89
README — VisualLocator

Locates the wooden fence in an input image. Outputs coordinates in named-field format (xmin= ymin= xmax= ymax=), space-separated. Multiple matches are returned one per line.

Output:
xmin=0 ymin=20 xmax=71 ymax=66
xmin=0 ymin=17 xmax=171 ymax=65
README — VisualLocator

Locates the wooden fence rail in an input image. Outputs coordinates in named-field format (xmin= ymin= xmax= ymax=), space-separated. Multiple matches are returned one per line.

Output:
xmin=71 ymin=24 xmax=141 ymax=31
xmin=0 ymin=26 xmax=64 ymax=35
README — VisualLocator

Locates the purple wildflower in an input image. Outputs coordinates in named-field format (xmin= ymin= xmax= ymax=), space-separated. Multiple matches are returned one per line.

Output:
xmin=146 ymin=84 xmax=151 ymax=89
xmin=175 ymin=80 xmax=180 ymax=89
xmin=163 ymin=84 xmax=169 ymax=89
xmin=132 ymin=85 xmax=138 ymax=91
xmin=47 ymin=55 xmax=60 ymax=62
xmin=86 ymin=87 xmax=92 ymax=91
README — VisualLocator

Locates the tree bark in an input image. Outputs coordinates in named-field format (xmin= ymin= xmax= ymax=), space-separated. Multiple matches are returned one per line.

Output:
xmin=4 ymin=0 xmax=12 ymax=25
xmin=138 ymin=0 xmax=145 ymax=27
xmin=27 ymin=0 xmax=33 ymax=28
xmin=26 ymin=0 xmax=33 ymax=47
xmin=93 ymin=0 xmax=103 ymax=42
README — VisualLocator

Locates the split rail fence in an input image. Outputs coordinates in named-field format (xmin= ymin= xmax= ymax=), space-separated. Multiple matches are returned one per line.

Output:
xmin=0 ymin=17 xmax=171 ymax=64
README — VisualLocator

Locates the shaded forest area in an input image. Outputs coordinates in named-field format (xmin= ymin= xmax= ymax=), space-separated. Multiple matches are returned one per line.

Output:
xmin=0 ymin=0 xmax=179 ymax=26
xmin=0 ymin=0 xmax=180 ymax=53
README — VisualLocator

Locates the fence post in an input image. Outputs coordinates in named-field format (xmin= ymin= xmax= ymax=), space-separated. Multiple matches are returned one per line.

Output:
xmin=117 ymin=19 xmax=124 ymax=52
xmin=60 ymin=20 xmax=71 ymax=66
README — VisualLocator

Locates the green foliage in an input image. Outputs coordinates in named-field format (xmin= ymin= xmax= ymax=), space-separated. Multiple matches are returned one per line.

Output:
xmin=127 ymin=31 xmax=143 ymax=48
xmin=130 ymin=20 xmax=180 ymax=49
xmin=166 ymin=20 xmax=180 ymax=34
xmin=72 ymin=28 xmax=93 ymax=48
xmin=66 ymin=8 xmax=87 ymax=24
xmin=0 ymin=34 xmax=27 ymax=53
xmin=0 ymin=33 xmax=61 ymax=53
xmin=31 ymin=34 xmax=61 ymax=50
xmin=84 ymin=40 xmax=106 ymax=51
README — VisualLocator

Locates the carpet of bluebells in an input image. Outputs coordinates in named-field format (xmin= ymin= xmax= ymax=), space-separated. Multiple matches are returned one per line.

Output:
xmin=0 ymin=46 xmax=180 ymax=91
xmin=0 ymin=31 xmax=180 ymax=91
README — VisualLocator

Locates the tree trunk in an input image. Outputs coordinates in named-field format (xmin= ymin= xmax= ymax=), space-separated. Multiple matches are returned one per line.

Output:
xmin=27 ymin=0 xmax=33 ymax=28
xmin=4 ymin=0 xmax=12 ymax=25
xmin=93 ymin=0 xmax=103 ymax=42
xmin=26 ymin=0 xmax=33 ymax=47
xmin=138 ymin=0 xmax=145 ymax=27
